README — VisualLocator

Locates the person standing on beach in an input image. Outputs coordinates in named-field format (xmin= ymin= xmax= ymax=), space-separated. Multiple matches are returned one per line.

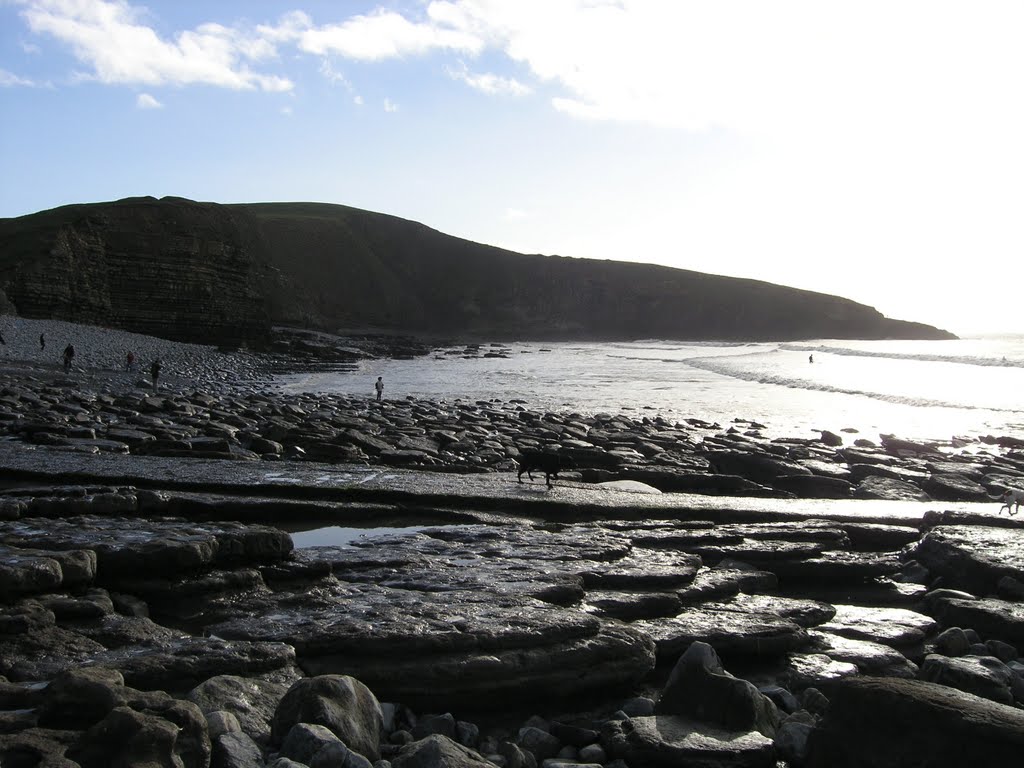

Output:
xmin=39 ymin=333 xmax=45 ymax=351
xmin=151 ymin=358 xmax=162 ymax=391
xmin=375 ymin=376 xmax=384 ymax=402
xmin=126 ymin=351 xmax=135 ymax=372
xmin=62 ymin=344 xmax=74 ymax=372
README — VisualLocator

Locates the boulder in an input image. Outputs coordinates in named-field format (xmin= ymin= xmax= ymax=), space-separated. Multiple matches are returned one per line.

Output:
xmin=919 ymin=654 xmax=1015 ymax=704
xmin=391 ymin=734 xmax=496 ymax=768
xmin=188 ymin=674 xmax=292 ymax=744
xmin=804 ymin=677 xmax=1024 ymax=767
xmin=271 ymin=675 xmax=382 ymax=761
xmin=655 ymin=641 xmax=780 ymax=737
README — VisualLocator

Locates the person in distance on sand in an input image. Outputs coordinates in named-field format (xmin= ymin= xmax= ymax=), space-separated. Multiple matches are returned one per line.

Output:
xmin=374 ymin=376 xmax=384 ymax=402
xmin=151 ymin=358 xmax=162 ymax=391
xmin=62 ymin=343 xmax=74 ymax=372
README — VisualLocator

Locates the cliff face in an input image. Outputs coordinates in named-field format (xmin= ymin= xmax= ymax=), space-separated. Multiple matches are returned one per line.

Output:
xmin=0 ymin=198 xmax=267 ymax=345
xmin=0 ymin=197 xmax=956 ymax=344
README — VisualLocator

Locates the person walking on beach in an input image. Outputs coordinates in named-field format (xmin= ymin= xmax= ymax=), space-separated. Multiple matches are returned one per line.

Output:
xmin=62 ymin=344 xmax=74 ymax=372
xmin=374 ymin=376 xmax=384 ymax=402
xmin=39 ymin=333 xmax=45 ymax=351
xmin=150 ymin=358 xmax=162 ymax=391
xmin=126 ymin=351 xmax=135 ymax=372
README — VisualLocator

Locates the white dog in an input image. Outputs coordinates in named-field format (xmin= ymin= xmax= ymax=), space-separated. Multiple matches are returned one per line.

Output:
xmin=993 ymin=488 xmax=1024 ymax=515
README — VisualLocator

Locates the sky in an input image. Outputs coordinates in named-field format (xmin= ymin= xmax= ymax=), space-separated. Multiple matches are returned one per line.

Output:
xmin=1 ymin=0 xmax=1023 ymax=337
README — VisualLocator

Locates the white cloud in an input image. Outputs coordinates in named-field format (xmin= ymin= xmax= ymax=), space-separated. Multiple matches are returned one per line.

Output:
xmin=282 ymin=9 xmax=483 ymax=60
xmin=353 ymin=94 xmax=364 ymax=106
xmin=19 ymin=0 xmax=293 ymax=91
xmin=135 ymin=91 xmax=161 ymax=108
xmin=0 ymin=68 xmax=34 ymax=87
xmin=383 ymin=97 xmax=399 ymax=113
xmin=448 ymin=63 xmax=529 ymax=95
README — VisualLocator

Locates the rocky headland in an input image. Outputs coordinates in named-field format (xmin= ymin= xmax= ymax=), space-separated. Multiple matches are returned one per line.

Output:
xmin=0 ymin=196 xmax=956 ymax=346
xmin=1 ymin=323 xmax=1024 ymax=767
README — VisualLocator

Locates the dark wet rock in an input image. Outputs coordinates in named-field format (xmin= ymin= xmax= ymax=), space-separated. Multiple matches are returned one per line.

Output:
xmin=807 ymin=630 xmax=919 ymax=678
xmin=804 ymin=676 xmax=1024 ymax=768
xmin=706 ymin=449 xmax=813 ymax=484
xmin=0 ymin=516 xmax=292 ymax=581
xmin=854 ymin=475 xmax=930 ymax=501
xmin=881 ymin=434 xmax=943 ymax=457
xmin=579 ymin=550 xmax=700 ymax=589
xmin=391 ymin=734 xmax=495 ymax=768
xmin=926 ymin=594 xmax=1024 ymax=646
xmin=919 ymin=654 xmax=1015 ymax=704
xmin=700 ymin=594 xmax=836 ymax=628
xmin=761 ymin=550 xmax=903 ymax=586
xmin=37 ymin=667 xmax=128 ymax=730
xmin=911 ymin=525 xmax=1024 ymax=595
xmin=69 ymin=699 xmax=210 ymax=768
xmin=585 ymin=589 xmax=682 ymax=620
xmin=832 ymin=521 xmax=920 ymax=552
xmin=848 ymin=462 xmax=929 ymax=484
xmin=188 ymin=674 xmax=292 ymax=744
xmin=614 ymin=469 xmax=780 ymax=496
xmin=600 ymin=715 xmax=776 ymax=768
xmin=935 ymin=626 xmax=972 ymax=656
xmin=0 ymin=727 xmax=81 ymax=767
xmin=280 ymin=722 xmax=343 ymax=764
xmin=923 ymin=473 xmax=990 ymax=502
xmin=271 ymin=675 xmax=382 ymax=761
xmin=816 ymin=605 xmax=936 ymax=649
xmin=5 ymin=626 xmax=296 ymax=692
xmin=0 ymin=548 xmax=65 ymax=599
xmin=655 ymin=641 xmax=780 ymax=737
xmin=631 ymin=608 xmax=809 ymax=662
xmin=213 ymin=731 xmax=265 ymax=768
xmin=771 ymin=474 xmax=853 ymax=498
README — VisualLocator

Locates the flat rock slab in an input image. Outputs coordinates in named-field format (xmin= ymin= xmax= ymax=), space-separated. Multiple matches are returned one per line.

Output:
xmin=700 ymin=594 xmax=837 ymax=628
xmin=764 ymin=652 xmax=860 ymax=691
xmin=200 ymin=579 xmax=655 ymax=707
xmin=0 ymin=441 xmax=995 ymax=525
xmin=601 ymin=714 xmax=776 ymax=768
xmin=912 ymin=525 xmax=1024 ymax=594
xmin=807 ymin=630 xmax=919 ymax=677
xmin=682 ymin=567 xmax=779 ymax=602
xmin=763 ymin=551 xmax=903 ymax=586
xmin=0 ymin=516 xmax=292 ymax=580
xmin=0 ymin=546 xmax=96 ymax=600
xmin=585 ymin=590 xmax=682 ymax=621
xmin=631 ymin=608 xmax=809 ymax=661
xmin=299 ymin=623 xmax=655 ymax=710
xmin=817 ymin=605 xmax=937 ymax=648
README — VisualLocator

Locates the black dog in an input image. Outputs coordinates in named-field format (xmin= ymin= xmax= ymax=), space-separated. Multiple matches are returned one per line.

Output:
xmin=517 ymin=450 xmax=574 ymax=488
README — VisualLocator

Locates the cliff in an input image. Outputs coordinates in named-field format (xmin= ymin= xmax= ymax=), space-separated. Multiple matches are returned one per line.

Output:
xmin=0 ymin=196 xmax=956 ymax=344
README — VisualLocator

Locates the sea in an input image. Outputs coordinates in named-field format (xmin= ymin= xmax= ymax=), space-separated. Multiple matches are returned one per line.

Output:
xmin=277 ymin=335 xmax=1024 ymax=448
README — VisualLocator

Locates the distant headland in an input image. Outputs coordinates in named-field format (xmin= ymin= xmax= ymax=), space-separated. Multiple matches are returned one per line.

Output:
xmin=0 ymin=196 xmax=956 ymax=346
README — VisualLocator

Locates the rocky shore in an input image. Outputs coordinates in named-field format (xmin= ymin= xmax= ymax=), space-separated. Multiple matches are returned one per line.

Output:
xmin=2 ymin=324 xmax=1024 ymax=766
